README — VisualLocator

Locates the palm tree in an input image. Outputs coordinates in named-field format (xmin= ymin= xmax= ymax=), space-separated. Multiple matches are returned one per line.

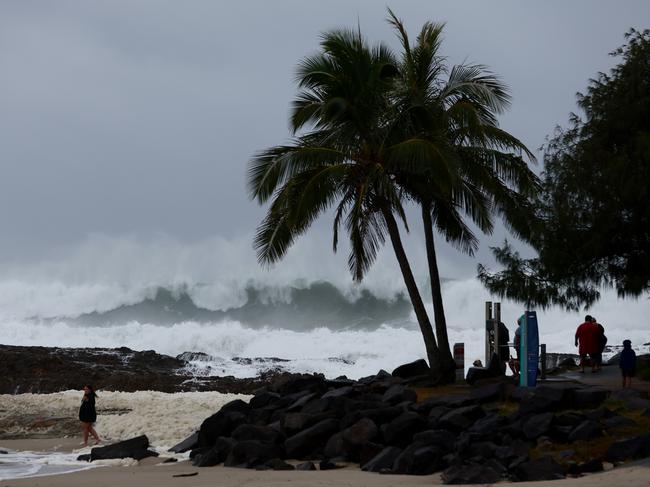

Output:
xmin=247 ymin=28 xmax=449 ymax=375
xmin=248 ymin=15 xmax=540 ymax=383
xmin=385 ymin=10 xmax=540 ymax=379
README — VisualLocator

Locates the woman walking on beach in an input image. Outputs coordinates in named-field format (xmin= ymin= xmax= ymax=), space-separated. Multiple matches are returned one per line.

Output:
xmin=79 ymin=384 xmax=101 ymax=446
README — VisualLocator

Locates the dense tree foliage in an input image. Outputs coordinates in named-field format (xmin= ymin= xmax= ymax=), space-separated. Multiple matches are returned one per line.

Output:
xmin=479 ymin=29 xmax=650 ymax=310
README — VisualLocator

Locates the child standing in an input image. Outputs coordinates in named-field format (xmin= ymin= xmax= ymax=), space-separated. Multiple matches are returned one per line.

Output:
xmin=619 ymin=340 xmax=636 ymax=388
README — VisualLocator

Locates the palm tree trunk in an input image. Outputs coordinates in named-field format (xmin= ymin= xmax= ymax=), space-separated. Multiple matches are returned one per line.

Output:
xmin=421 ymin=203 xmax=457 ymax=383
xmin=382 ymin=207 xmax=442 ymax=375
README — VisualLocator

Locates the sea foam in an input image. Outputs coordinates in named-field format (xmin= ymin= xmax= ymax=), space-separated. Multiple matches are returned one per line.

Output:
xmin=0 ymin=390 xmax=251 ymax=450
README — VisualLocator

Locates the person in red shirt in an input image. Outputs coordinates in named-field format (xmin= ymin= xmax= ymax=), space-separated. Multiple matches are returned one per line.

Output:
xmin=575 ymin=315 xmax=599 ymax=373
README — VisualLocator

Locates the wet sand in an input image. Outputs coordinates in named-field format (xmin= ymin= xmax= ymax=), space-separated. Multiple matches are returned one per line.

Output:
xmin=2 ymin=438 xmax=650 ymax=487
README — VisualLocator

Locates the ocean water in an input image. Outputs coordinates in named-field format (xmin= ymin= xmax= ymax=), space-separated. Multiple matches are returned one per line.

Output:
xmin=0 ymin=277 xmax=648 ymax=379
xmin=0 ymin=236 xmax=648 ymax=379
xmin=0 ymin=450 xmax=96 ymax=481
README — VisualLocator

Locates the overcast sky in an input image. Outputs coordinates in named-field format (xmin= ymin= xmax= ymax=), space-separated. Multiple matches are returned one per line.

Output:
xmin=1 ymin=1 xmax=649 ymax=279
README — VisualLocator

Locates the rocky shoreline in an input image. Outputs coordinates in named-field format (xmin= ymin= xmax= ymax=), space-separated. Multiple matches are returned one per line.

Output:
xmin=0 ymin=344 xmax=295 ymax=395
xmin=68 ymin=363 xmax=650 ymax=483
xmin=0 ymin=343 xmax=590 ymax=395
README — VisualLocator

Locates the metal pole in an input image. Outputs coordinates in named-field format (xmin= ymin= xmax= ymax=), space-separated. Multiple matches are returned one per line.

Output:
xmin=494 ymin=302 xmax=501 ymax=367
xmin=540 ymin=343 xmax=547 ymax=380
xmin=485 ymin=302 xmax=493 ymax=366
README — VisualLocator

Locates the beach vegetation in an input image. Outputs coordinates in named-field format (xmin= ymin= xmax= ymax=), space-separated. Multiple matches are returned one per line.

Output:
xmin=479 ymin=29 xmax=650 ymax=310
xmin=248 ymin=10 xmax=537 ymax=383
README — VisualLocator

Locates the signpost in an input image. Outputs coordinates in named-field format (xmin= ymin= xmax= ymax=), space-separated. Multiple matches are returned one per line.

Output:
xmin=453 ymin=342 xmax=465 ymax=382
xmin=519 ymin=311 xmax=539 ymax=387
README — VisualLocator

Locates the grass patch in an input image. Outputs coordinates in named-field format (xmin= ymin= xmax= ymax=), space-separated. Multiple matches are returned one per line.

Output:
xmin=531 ymin=436 xmax=614 ymax=464
xmin=413 ymin=384 xmax=470 ymax=403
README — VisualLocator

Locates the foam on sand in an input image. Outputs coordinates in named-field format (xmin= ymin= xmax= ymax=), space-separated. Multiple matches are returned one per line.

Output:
xmin=0 ymin=390 xmax=252 ymax=450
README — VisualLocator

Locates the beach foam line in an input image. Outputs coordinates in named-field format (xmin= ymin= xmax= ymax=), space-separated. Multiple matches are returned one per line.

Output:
xmin=0 ymin=390 xmax=252 ymax=450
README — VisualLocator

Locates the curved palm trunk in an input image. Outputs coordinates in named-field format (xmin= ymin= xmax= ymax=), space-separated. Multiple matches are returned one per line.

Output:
xmin=382 ymin=207 xmax=443 ymax=376
xmin=421 ymin=204 xmax=457 ymax=383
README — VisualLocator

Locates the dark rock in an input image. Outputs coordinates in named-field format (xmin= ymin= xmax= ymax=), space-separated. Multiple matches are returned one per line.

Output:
xmin=231 ymin=424 xmax=284 ymax=444
xmin=359 ymin=442 xmax=385 ymax=466
xmin=0 ymin=344 xmax=278 ymax=394
xmin=568 ymin=420 xmax=603 ymax=442
xmin=413 ymin=429 xmax=456 ymax=452
xmin=302 ymin=397 xmax=346 ymax=415
xmin=296 ymin=461 xmax=317 ymax=471
xmin=339 ymin=418 xmax=379 ymax=461
xmin=438 ymin=405 xmax=485 ymax=431
xmin=264 ymin=458 xmax=295 ymax=470
xmin=90 ymin=435 xmax=158 ymax=461
xmin=162 ymin=457 xmax=178 ymax=463
xmin=572 ymin=387 xmax=609 ymax=409
xmin=285 ymin=418 xmax=340 ymax=459
xmin=319 ymin=459 xmax=344 ymax=470
xmin=281 ymin=412 xmax=337 ymax=437
xmin=269 ymin=373 xmax=326 ymax=396
xmin=427 ymin=406 xmax=452 ymax=424
xmin=383 ymin=412 xmax=427 ymax=446
xmin=197 ymin=410 xmax=248 ymax=448
xmin=76 ymin=454 xmax=91 ymax=462
xmin=392 ymin=359 xmax=430 ymax=379
xmin=324 ymin=432 xmax=345 ymax=459
xmin=188 ymin=446 xmax=209 ymax=459
xmin=441 ymin=462 xmax=501 ymax=484
xmin=605 ymin=434 xmax=650 ymax=462
xmin=467 ymin=413 xmax=507 ymax=437
xmin=523 ymin=412 xmax=554 ymax=440
xmin=466 ymin=440 xmax=499 ymax=460
xmin=470 ymin=382 xmax=506 ymax=403
xmin=221 ymin=399 xmax=252 ymax=415
xmin=340 ymin=406 xmax=402 ymax=429
xmin=357 ymin=370 xmax=392 ymax=386
xmin=464 ymin=367 xmax=497 ymax=385
xmin=513 ymin=457 xmax=565 ymax=481
xmin=550 ymin=412 xmax=586 ymax=441
xmin=382 ymin=384 xmax=417 ymax=405
xmin=168 ymin=432 xmax=198 ymax=453
xmin=604 ymin=415 xmax=637 ymax=430
xmin=361 ymin=446 xmax=402 ymax=473
xmin=494 ymin=439 xmax=530 ymax=466
xmin=570 ymin=459 xmax=603 ymax=474
xmin=322 ymin=386 xmax=356 ymax=399
xmin=393 ymin=443 xmax=443 ymax=475
xmin=249 ymin=391 xmax=281 ymax=409
xmin=192 ymin=437 xmax=233 ymax=467
xmin=518 ymin=384 xmax=572 ymax=414
xmin=224 ymin=440 xmax=285 ymax=468
xmin=420 ymin=394 xmax=473 ymax=411
xmin=286 ymin=392 xmax=318 ymax=412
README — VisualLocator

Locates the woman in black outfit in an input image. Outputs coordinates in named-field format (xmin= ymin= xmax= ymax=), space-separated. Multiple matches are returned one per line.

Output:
xmin=79 ymin=384 xmax=101 ymax=446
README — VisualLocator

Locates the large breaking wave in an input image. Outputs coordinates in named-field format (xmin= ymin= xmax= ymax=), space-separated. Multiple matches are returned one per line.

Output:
xmin=0 ymin=235 xmax=648 ymax=379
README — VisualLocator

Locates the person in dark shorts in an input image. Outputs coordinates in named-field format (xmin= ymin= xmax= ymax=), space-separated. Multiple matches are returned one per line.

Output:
xmin=79 ymin=384 xmax=101 ymax=446
xmin=620 ymin=340 xmax=636 ymax=388
xmin=591 ymin=316 xmax=607 ymax=372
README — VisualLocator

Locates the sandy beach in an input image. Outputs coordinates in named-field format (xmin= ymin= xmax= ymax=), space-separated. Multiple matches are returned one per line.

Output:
xmin=1 ymin=438 xmax=649 ymax=487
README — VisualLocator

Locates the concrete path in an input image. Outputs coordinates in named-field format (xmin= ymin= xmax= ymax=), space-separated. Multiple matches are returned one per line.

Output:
xmin=561 ymin=363 xmax=650 ymax=392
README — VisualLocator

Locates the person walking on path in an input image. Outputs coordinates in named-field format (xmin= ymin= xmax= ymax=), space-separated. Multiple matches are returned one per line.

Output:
xmin=575 ymin=315 xmax=599 ymax=373
xmin=79 ymin=384 xmax=101 ymax=446
xmin=591 ymin=316 xmax=607 ymax=372
xmin=620 ymin=339 xmax=637 ymax=388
